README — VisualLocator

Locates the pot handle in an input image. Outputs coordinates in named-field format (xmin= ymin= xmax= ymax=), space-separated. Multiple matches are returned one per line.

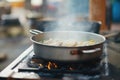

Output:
xmin=70 ymin=50 xmax=83 ymax=55
xmin=103 ymin=32 xmax=119 ymax=38
xmin=70 ymin=48 xmax=101 ymax=55
xmin=29 ymin=29 xmax=43 ymax=35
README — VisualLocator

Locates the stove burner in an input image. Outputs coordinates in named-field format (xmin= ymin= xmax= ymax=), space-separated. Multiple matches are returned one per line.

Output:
xmin=27 ymin=55 xmax=101 ymax=68
xmin=20 ymin=55 xmax=103 ymax=76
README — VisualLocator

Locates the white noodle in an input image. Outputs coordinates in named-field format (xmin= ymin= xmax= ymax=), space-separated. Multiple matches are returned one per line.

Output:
xmin=42 ymin=39 xmax=95 ymax=47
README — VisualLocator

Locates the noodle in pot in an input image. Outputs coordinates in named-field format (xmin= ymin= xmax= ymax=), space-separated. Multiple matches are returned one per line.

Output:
xmin=42 ymin=39 xmax=95 ymax=47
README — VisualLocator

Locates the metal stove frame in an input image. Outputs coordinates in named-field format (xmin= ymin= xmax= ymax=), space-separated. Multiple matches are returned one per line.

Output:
xmin=0 ymin=43 xmax=109 ymax=80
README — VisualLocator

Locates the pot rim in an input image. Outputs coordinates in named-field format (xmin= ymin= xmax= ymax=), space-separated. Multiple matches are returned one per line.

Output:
xmin=30 ymin=31 xmax=106 ymax=48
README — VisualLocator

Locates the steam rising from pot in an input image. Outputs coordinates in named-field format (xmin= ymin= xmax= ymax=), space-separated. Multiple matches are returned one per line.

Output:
xmin=44 ymin=0 xmax=92 ymax=32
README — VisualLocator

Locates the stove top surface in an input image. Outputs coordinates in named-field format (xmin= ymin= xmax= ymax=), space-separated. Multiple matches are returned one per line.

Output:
xmin=0 ymin=45 xmax=120 ymax=80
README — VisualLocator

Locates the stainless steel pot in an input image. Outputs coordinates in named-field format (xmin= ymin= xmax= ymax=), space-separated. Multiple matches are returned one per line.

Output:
xmin=30 ymin=29 xmax=106 ymax=62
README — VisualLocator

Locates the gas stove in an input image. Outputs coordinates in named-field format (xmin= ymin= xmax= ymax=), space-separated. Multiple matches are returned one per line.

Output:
xmin=0 ymin=43 xmax=109 ymax=80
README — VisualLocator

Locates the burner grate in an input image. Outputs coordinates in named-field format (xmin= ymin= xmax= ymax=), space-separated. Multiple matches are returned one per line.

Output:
xmin=18 ymin=55 xmax=104 ymax=76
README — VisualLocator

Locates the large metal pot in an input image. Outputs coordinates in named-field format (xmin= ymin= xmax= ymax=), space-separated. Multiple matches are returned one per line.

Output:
xmin=30 ymin=29 xmax=106 ymax=63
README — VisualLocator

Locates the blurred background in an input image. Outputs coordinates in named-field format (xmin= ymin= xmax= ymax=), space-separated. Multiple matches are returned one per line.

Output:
xmin=0 ymin=0 xmax=120 ymax=71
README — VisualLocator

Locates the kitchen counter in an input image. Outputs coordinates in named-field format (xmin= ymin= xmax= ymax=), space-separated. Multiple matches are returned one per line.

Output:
xmin=0 ymin=36 xmax=32 ymax=71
